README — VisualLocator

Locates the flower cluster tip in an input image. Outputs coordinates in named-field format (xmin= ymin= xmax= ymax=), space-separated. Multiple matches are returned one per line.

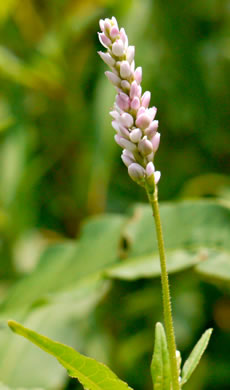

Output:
xmin=98 ymin=17 xmax=161 ymax=189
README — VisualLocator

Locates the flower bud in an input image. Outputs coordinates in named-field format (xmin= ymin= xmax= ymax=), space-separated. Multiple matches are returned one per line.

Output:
xmin=146 ymin=161 xmax=155 ymax=177
xmin=109 ymin=110 xmax=120 ymax=120
xmin=126 ymin=46 xmax=135 ymax=63
xmin=99 ymin=19 xmax=105 ymax=31
xmin=111 ymin=16 xmax=118 ymax=28
xmin=138 ymin=136 xmax=153 ymax=155
xmin=145 ymin=120 xmax=159 ymax=138
xmin=130 ymin=96 xmax=140 ymax=110
xmin=130 ymin=128 xmax=142 ymax=143
xmin=130 ymin=81 xmax=139 ymax=99
xmin=98 ymin=33 xmax=111 ymax=48
xmin=98 ymin=51 xmax=115 ymax=67
xmin=154 ymin=171 xmax=161 ymax=184
xmin=116 ymin=93 xmax=130 ymax=111
xmin=105 ymin=71 xmax=121 ymax=86
xmin=151 ymin=132 xmax=161 ymax=152
xmin=120 ymin=61 xmax=132 ymax=78
xmin=121 ymin=80 xmax=130 ymax=91
xmin=136 ymin=113 xmax=152 ymax=129
xmin=115 ymin=136 xmax=136 ymax=152
xmin=110 ymin=26 xmax=119 ymax=38
xmin=120 ymin=112 xmax=134 ymax=128
xmin=134 ymin=67 xmax=142 ymax=84
xmin=121 ymin=150 xmax=135 ymax=167
xmin=137 ymin=106 xmax=146 ymax=117
xmin=141 ymin=91 xmax=151 ymax=108
xmin=120 ymin=28 xmax=128 ymax=48
xmin=147 ymin=106 xmax=157 ymax=120
xmin=128 ymin=163 xmax=145 ymax=183
xmin=112 ymin=39 xmax=124 ymax=56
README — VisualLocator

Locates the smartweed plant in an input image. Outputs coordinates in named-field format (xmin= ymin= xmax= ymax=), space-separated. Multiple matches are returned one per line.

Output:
xmin=8 ymin=17 xmax=212 ymax=390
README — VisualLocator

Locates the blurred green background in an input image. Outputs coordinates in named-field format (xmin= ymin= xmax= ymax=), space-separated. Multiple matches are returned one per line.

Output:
xmin=0 ymin=0 xmax=230 ymax=389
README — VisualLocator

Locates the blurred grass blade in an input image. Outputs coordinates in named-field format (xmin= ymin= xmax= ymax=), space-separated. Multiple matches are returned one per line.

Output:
xmin=181 ymin=328 xmax=213 ymax=385
xmin=151 ymin=322 xmax=171 ymax=390
xmin=8 ymin=320 xmax=133 ymax=390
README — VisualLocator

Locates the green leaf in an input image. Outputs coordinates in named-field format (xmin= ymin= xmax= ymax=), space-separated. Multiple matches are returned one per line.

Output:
xmin=8 ymin=320 xmax=133 ymax=390
xmin=181 ymin=328 xmax=213 ymax=385
xmin=151 ymin=323 xmax=171 ymax=390
xmin=0 ymin=276 xmax=109 ymax=388
xmin=105 ymin=201 xmax=230 ymax=282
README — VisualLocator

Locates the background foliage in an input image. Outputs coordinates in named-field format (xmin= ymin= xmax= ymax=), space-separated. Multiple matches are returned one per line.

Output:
xmin=0 ymin=0 xmax=230 ymax=389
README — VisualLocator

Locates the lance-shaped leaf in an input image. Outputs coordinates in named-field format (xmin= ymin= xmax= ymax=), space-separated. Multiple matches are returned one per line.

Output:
xmin=151 ymin=323 xmax=171 ymax=390
xmin=8 ymin=320 xmax=133 ymax=390
xmin=181 ymin=328 xmax=213 ymax=385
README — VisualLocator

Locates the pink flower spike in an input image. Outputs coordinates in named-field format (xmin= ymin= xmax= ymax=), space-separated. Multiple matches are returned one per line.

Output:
xmin=112 ymin=39 xmax=124 ymax=56
xmin=136 ymin=113 xmax=152 ymax=129
xmin=142 ymin=91 xmax=151 ymax=108
xmin=151 ymin=132 xmax=161 ymax=152
xmin=134 ymin=67 xmax=142 ymax=84
xmin=110 ymin=25 xmax=119 ymax=38
xmin=154 ymin=171 xmax=161 ymax=184
xmin=105 ymin=71 xmax=121 ymax=86
xmin=98 ymin=32 xmax=111 ymax=48
xmin=146 ymin=161 xmax=155 ymax=177
xmin=126 ymin=46 xmax=135 ymax=63
xmin=131 ymin=96 xmax=140 ymax=110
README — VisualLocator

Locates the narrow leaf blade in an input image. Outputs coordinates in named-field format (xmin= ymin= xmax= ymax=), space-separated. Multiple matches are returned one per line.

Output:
xmin=8 ymin=320 xmax=133 ymax=390
xmin=151 ymin=322 xmax=171 ymax=390
xmin=181 ymin=328 xmax=213 ymax=385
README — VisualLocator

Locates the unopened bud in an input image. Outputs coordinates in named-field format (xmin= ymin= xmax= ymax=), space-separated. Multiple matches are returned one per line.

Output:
xmin=105 ymin=71 xmax=121 ymax=86
xmin=136 ymin=113 xmax=152 ymax=129
xmin=151 ymin=132 xmax=160 ymax=152
xmin=128 ymin=163 xmax=145 ymax=183
xmin=126 ymin=46 xmax=135 ymax=63
xmin=120 ymin=61 xmax=132 ymax=78
xmin=130 ymin=128 xmax=142 ymax=143
xmin=141 ymin=91 xmax=151 ymax=108
xmin=98 ymin=33 xmax=111 ymax=48
xmin=112 ymin=39 xmax=124 ymax=56
xmin=98 ymin=51 xmax=115 ymax=67
xmin=138 ymin=136 xmax=153 ymax=155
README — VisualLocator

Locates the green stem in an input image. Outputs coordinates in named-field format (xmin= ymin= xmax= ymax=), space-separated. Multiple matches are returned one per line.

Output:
xmin=146 ymin=186 xmax=180 ymax=390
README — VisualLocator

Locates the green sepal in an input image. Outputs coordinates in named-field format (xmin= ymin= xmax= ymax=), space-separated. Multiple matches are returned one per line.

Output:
xmin=181 ymin=328 xmax=213 ymax=385
xmin=151 ymin=322 xmax=171 ymax=390
xmin=8 ymin=320 xmax=133 ymax=390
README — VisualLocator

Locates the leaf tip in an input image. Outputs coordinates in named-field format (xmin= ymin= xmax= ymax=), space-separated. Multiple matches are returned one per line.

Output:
xmin=8 ymin=320 xmax=19 ymax=333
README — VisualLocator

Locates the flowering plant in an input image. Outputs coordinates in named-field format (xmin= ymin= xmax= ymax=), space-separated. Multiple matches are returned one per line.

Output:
xmin=7 ymin=16 xmax=213 ymax=390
